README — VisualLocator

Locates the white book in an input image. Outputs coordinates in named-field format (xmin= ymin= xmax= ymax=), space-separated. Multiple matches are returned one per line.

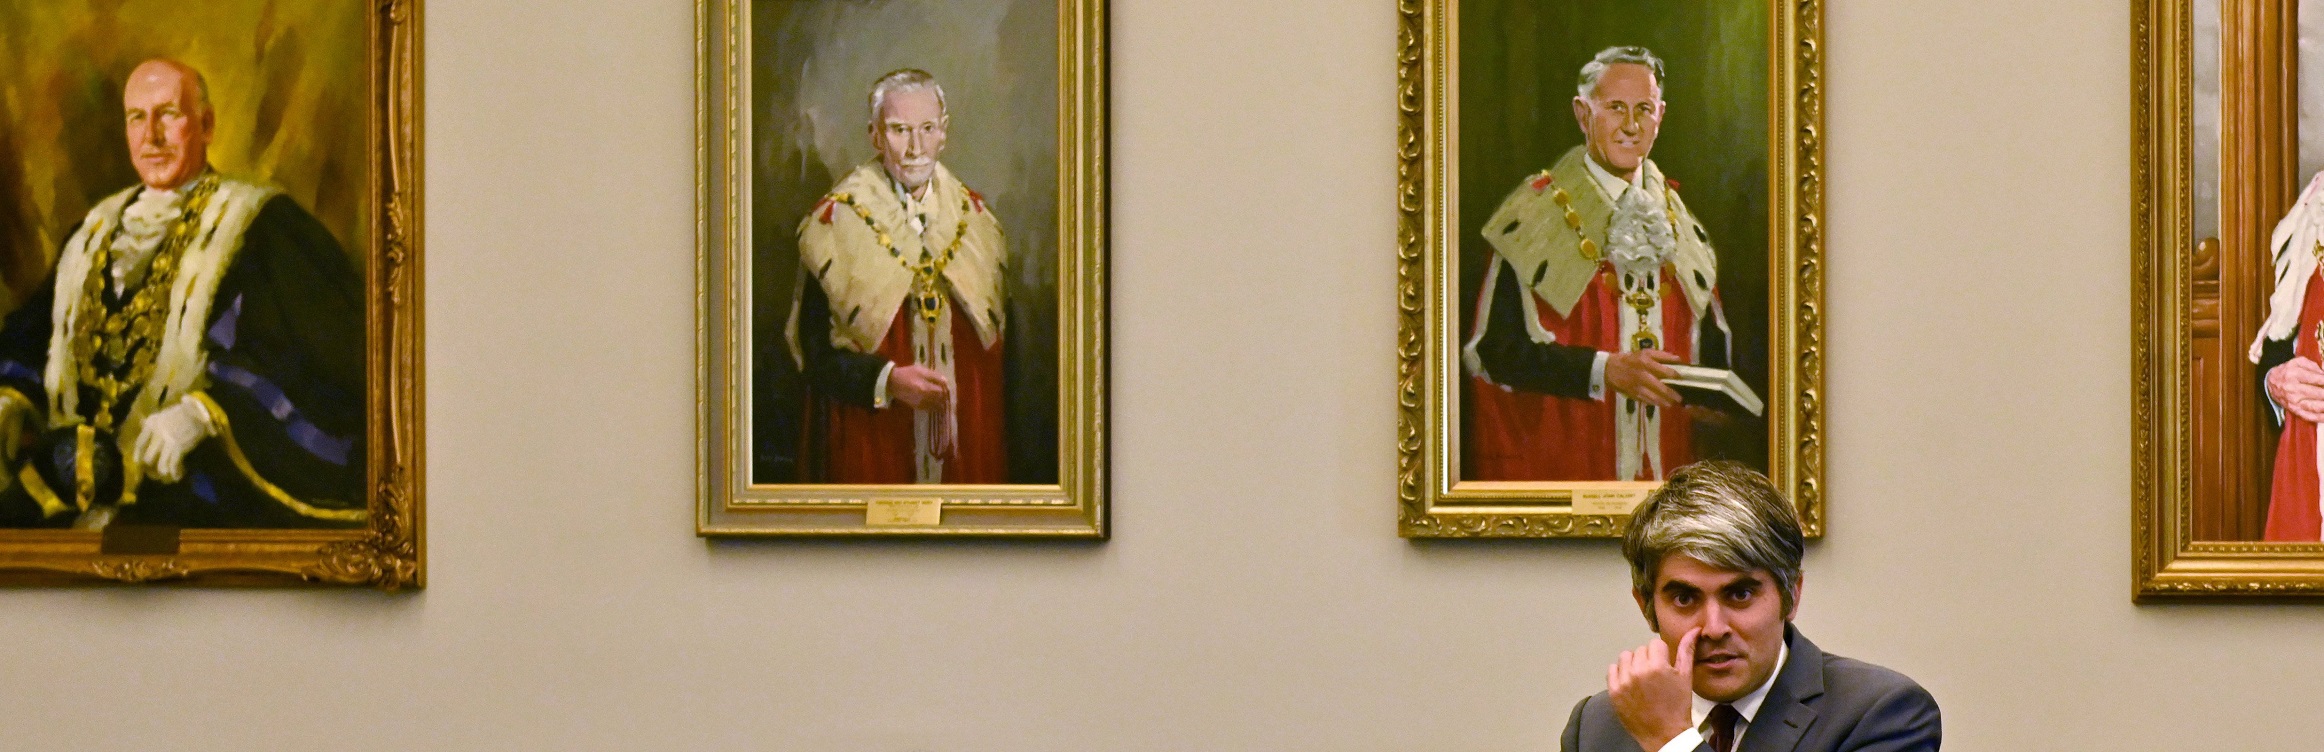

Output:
xmin=1663 ymin=365 xmax=1765 ymax=417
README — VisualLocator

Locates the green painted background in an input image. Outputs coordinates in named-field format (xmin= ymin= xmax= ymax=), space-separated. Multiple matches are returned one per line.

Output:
xmin=1457 ymin=0 xmax=1771 ymax=470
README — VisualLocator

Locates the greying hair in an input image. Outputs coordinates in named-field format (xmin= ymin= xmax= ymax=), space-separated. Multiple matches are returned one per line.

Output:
xmin=1576 ymin=46 xmax=1666 ymax=99
xmin=1622 ymin=461 xmax=1804 ymax=629
xmin=867 ymin=68 xmax=947 ymax=122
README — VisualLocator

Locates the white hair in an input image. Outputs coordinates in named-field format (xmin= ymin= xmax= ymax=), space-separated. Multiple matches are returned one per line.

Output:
xmin=867 ymin=68 xmax=947 ymax=123
xmin=1576 ymin=46 xmax=1666 ymax=99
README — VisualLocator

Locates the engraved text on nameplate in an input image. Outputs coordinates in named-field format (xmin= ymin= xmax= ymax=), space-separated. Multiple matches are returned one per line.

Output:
xmin=866 ymin=499 xmax=943 ymax=527
xmin=1573 ymin=489 xmax=1648 ymax=516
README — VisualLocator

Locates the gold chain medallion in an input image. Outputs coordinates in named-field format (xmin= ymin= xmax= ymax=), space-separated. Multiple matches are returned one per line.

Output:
xmin=68 ymin=174 xmax=218 ymax=433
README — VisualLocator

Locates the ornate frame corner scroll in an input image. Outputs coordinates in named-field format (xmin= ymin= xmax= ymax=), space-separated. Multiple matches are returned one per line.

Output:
xmin=2132 ymin=0 xmax=2324 ymax=598
xmin=696 ymin=0 xmax=1108 ymax=538
xmin=1396 ymin=0 xmax=1825 ymax=539
xmin=0 ymin=0 xmax=424 ymax=588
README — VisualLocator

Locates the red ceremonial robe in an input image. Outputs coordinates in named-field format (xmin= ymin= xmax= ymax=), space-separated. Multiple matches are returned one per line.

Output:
xmin=1465 ymin=265 xmax=1698 ymax=481
xmin=819 ymin=291 xmax=1007 ymax=484
xmin=2266 ymin=269 xmax=2324 ymax=540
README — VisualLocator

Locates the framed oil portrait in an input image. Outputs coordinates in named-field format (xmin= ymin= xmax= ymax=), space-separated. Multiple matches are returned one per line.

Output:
xmin=697 ymin=0 xmax=1107 ymax=537
xmin=2134 ymin=0 xmax=2324 ymax=597
xmin=1397 ymin=0 xmax=1824 ymax=538
xmin=0 ymin=1 xmax=423 ymax=585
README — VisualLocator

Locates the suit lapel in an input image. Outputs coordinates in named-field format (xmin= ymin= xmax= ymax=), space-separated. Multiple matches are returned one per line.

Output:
xmin=1738 ymin=627 xmax=1824 ymax=752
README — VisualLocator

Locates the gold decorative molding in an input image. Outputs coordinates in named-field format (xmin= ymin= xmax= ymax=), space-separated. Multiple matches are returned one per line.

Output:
xmin=1397 ymin=0 xmax=1826 ymax=538
xmin=90 ymin=558 xmax=189 ymax=584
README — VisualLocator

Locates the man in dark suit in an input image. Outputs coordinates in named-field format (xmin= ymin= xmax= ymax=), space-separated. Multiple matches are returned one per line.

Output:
xmin=1562 ymin=461 xmax=1941 ymax=752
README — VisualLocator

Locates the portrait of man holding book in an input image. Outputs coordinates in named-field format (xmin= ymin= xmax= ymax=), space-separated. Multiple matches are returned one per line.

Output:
xmin=1460 ymin=43 xmax=1764 ymax=483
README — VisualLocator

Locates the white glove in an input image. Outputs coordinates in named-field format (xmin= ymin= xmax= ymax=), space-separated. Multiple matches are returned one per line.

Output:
xmin=135 ymin=398 xmax=217 ymax=483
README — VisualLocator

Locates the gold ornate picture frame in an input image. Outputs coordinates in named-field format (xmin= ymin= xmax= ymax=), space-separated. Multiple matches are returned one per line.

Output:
xmin=2133 ymin=0 xmax=2324 ymax=597
xmin=1397 ymin=0 xmax=1823 ymax=538
xmin=0 ymin=0 xmax=423 ymax=586
xmin=697 ymin=0 xmax=1107 ymax=537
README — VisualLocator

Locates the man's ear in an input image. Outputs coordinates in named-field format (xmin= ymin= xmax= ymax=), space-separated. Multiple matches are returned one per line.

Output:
xmin=1571 ymin=96 xmax=1590 ymax=132
xmin=1783 ymin=573 xmax=1804 ymax=622
xmin=1633 ymin=589 xmax=1658 ymax=631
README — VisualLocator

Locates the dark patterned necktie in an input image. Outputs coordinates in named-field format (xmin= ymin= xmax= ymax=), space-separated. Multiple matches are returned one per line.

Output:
xmin=1705 ymin=703 xmax=1741 ymax=752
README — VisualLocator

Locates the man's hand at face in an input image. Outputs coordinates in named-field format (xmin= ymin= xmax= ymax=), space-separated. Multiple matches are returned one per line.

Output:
xmin=1606 ymin=349 xmax=1683 ymax=409
xmin=887 ymin=364 xmax=951 ymax=411
xmin=1608 ymin=627 xmax=1698 ymax=752
xmin=2267 ymin=356 xmax=2324 ymax=423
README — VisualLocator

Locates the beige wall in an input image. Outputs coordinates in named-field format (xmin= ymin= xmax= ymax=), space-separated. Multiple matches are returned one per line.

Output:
xmin=1 ymin=0 xmax=2317 ymax=749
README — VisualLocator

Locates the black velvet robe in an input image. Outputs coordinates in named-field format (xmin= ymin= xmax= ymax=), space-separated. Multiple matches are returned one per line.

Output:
xmin=0 ymin=195 xmax=366 ymax=528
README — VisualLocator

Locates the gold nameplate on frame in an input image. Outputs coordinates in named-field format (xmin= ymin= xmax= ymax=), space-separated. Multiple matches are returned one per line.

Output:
xmin=866 ymin=500 xmax=943 ymax=527
xmin=1573 ymin=489 xmax=1649 ymax=517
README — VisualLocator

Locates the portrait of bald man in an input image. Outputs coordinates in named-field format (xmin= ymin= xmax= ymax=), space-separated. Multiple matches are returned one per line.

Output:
xmin=0 ymin=59 xmax=367 ymax=530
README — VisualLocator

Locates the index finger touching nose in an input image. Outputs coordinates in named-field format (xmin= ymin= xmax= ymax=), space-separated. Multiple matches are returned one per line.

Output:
xmin=1675 ymin=627 xmax=1701 ymax=667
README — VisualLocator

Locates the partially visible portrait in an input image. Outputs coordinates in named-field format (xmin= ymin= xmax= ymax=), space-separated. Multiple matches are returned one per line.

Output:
xmin=0 ymin=1 xmax=423 ymax=586
xmin=698 ymin=0 xmax=1106 ymax=536
xmin=2134 ymin=0 xmax=2324 ymax=595
xmin=1399 ymin=1 xmax=1823 ymax=538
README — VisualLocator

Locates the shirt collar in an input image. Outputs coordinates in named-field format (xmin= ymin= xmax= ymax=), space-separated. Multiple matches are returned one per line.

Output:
xmin=1690 ymin=639 xmax=1790 ymax=728
xmin=1581 ymin=152 xmax=1641 ymax=201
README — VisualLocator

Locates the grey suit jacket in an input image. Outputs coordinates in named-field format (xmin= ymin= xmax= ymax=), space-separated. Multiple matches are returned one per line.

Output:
xmin=1559 ymin=628 xmax=1940 ymax=752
